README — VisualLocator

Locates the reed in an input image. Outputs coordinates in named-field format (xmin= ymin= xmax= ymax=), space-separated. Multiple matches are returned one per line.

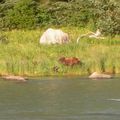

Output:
xmin=0 ymin=27 xmax=120 ymax=76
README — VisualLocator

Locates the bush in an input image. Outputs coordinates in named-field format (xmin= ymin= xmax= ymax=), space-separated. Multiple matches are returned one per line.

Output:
xmin=3 ymin=0 xmax=39 ymax=29
xmin=0 ymin=0 xmax=15 ymax=29
xmin=46 ymin=0 xmax=94 ymax=27
xmin=0 ymin=0 xmax=119 ymax=36
xmin=36 ymin=5 xmax=53 ymax=26
xmin=93 ymin=0 xmax=120 ymax=36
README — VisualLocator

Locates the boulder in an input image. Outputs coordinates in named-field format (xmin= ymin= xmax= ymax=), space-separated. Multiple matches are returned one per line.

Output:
xmin=2 ymin=75 xmax=27 ymax=82
xmin=89 ymin=72 xmax=112 ymax=79
xmin=40 ymin=28 xmax=69 ymax=44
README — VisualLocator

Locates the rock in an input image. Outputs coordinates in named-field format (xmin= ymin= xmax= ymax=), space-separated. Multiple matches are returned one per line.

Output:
xmin=107 ymin=99 xmax=120 ymax=102
xmin=40 ymin=28 xmax=69 ymax=44
xmin=2 ymin=75 xmax=27 ymax=82
xmin=89 ymin=72 xmax=112 ymax=79
xmin=59 ymin=57 xmax=81 ymax=66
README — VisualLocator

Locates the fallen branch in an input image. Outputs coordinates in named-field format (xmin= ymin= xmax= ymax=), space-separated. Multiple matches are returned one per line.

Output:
xmin=77 ymin=29 xmax=105 ymax=43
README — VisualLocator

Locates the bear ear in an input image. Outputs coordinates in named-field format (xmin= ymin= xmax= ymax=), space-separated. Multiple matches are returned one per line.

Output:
xmin=59 ymin=57 xmax=65 ymax=62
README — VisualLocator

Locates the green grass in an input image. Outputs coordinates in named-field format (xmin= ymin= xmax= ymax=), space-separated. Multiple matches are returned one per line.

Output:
xmin=0 ymin=27 xmax=120 ymax=76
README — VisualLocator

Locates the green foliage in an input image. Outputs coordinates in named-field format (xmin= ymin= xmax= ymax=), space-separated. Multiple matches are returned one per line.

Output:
xmin=0 ymin=0 xmax=15 ymax=28
xmin=3 ymin=0 xmax=39 ymax=29
xmin=46 ymin=1 xmax=93 ymax=27
xmin=93 ymin=0 xmax=120 ymax=36
xmin=0 ymin=0 xmax=120 ymax=35
xmin=36 ymin=6 xmax=52 ymax=26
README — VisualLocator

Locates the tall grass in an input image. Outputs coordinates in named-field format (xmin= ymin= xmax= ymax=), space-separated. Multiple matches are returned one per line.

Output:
xmin=0 ymin=27 xmax=120 ymax=76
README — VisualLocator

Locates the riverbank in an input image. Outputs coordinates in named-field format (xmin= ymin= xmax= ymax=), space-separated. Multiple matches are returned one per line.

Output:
xmin=0 ymin=27 xmax=120 ymax=77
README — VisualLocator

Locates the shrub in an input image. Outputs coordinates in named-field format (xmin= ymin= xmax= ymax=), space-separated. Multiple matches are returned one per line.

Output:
xmin=93 ymin=0 xmax=120 ymax=36
xmin=36 ymin=5 xmax=53 ymax=26
xmin=46 ymin=0 xmax=94 ymax=27
xmin=2 ymin=0 xmax=39 ymax=29
xmin=0 ymin=0 xmax=15 ymax=29
xmin=0 ymin=0 xmax=119 ymax=36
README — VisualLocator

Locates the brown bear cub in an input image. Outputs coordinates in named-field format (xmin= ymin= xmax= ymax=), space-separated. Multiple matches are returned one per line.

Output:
xmin=59 ymin=57 xmax=81 ymax=66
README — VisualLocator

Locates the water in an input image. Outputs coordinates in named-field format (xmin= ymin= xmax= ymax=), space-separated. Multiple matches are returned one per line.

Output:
xmin=0 ymin=76 xmax=120 ymax=120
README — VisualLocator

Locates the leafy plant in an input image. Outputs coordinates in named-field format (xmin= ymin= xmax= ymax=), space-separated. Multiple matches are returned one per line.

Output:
xmin=0 ymin=0 xmax=120 ymax=35
xmin=3 ymin=0 xmax=39 ymax=29
xmin=93 ymin=0 xmax=120 ymax=36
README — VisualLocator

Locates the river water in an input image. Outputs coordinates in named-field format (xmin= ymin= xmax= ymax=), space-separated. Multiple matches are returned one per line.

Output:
xmin=0 ymin=76 xmax=120 ymax=120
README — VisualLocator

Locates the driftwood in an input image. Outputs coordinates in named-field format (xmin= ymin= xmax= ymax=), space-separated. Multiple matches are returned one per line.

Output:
xmin=77 ymin=29 xmax=105 ymax=43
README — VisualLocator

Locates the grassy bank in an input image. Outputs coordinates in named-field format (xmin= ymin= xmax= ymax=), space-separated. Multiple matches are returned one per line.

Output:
xmin=0 ymin=27 xmax=120 ymax=76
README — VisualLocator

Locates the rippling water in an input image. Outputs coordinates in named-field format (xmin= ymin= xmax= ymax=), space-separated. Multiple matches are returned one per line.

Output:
xmin=0 ymin=76 xmax=120 ymax=120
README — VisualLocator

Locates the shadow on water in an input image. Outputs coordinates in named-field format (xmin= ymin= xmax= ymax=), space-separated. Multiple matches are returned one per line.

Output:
xmin=0 ymin=76 xmax=120 ymax=120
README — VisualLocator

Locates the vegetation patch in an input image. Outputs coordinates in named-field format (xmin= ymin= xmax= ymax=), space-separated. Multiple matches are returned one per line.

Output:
xmin=0 ymin=0 xmax=120 ymax=35
xmin=0 ymin=27 xmax=120 ymax=76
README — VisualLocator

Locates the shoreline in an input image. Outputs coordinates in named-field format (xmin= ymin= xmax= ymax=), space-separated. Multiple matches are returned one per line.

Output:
xmin=0 ymin=72 xmax=119 ymax=78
